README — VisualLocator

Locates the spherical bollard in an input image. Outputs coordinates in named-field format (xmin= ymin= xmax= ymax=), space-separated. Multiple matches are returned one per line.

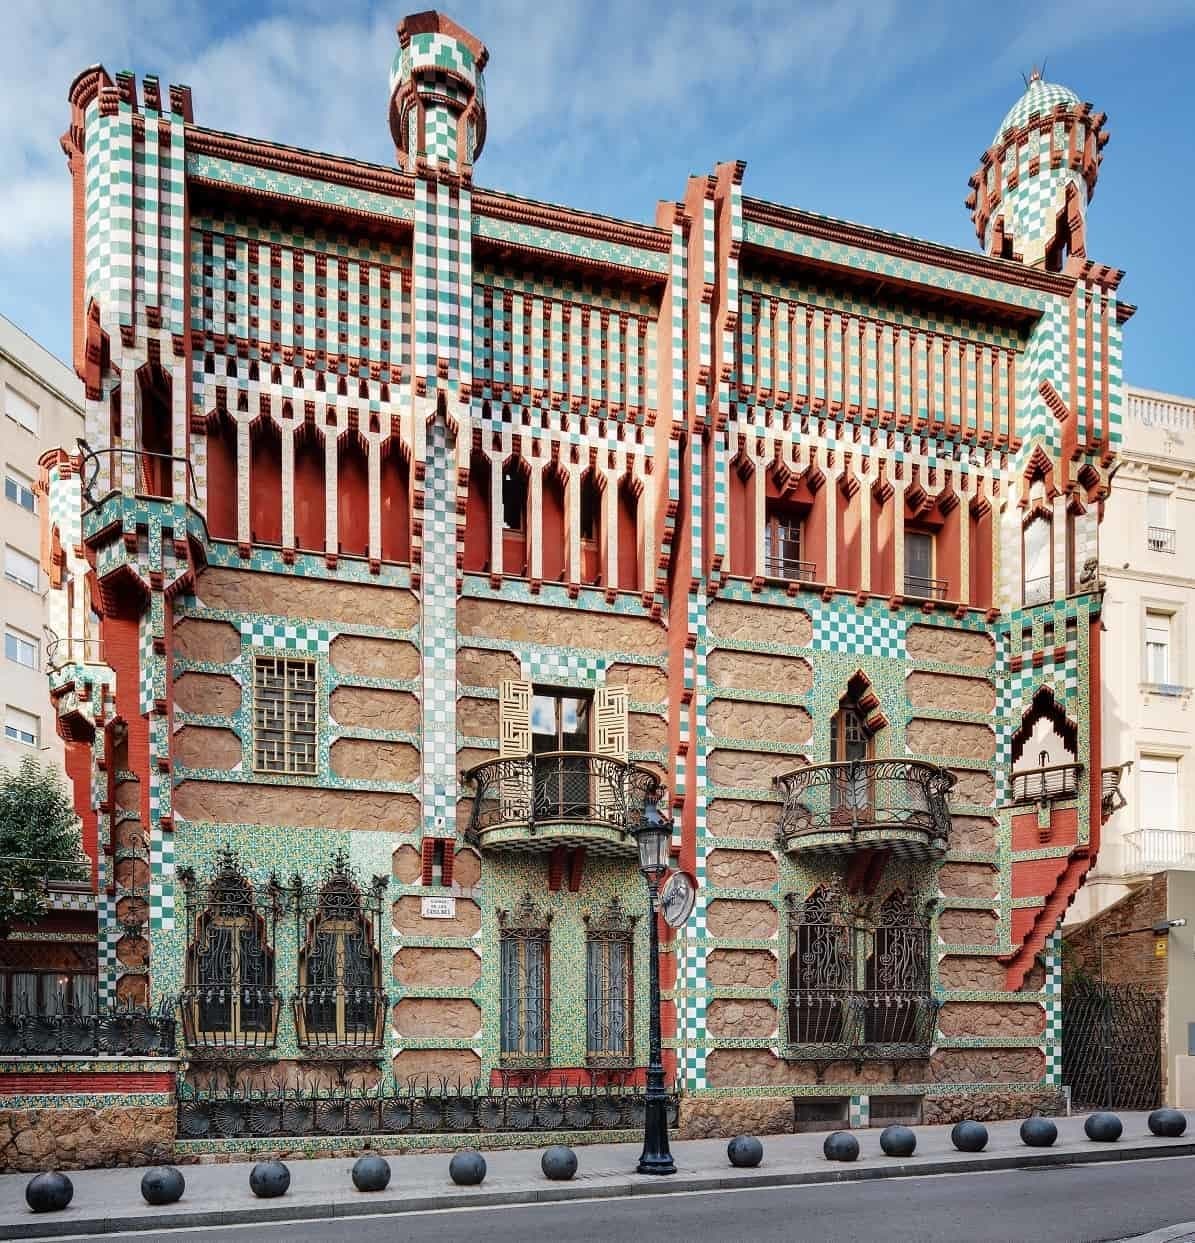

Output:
xmin=541 ymin=1145 xmax=578 ymax=1181
xmin=249 ymin=1160 xmax=291 ymax=1199
xmin=727 ymin=1135 xmax=764 ymax=1169
xmin=950 ymin=1120 xmax=989 ymax=1153
xmin=1084 ymin=1112 xmax=1123 ymax=1142
xmin=351 ymin=1154 xmax=392 ymax=1192
xmin=879 ymin=1125 xmax=917 ymax=1157
xmin=449 ymin=1148 xmax=487 ymax=1186
xmin=1149 ymin=1108 xmax=1187 ymax=1138
xmin=1019 ymin=1115 xmax=1058 ymax=1148
xmin=822 ymin=1131 xmax=860 ymax=1162
xmin=140 ymin=1165 xmax=185 ymax=1206
xmin=25 ymin=1172 xmax=74 ymax=1214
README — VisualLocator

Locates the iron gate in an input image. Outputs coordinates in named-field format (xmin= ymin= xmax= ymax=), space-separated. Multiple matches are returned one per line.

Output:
xmin=1062 ymin=981 xmax=1161 ymax=1111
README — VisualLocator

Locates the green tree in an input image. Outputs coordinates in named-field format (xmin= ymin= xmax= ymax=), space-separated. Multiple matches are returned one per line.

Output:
xmin=0 ymin=757 xmax=85 ymax=937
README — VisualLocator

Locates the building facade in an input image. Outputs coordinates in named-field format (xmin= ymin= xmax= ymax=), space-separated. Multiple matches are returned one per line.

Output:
xmin=1 ymin=313 xmax=85 ymax=774
xmin=2 ymin=13 xmax=1133 ymax=1166
xmin=1069 ymin=387 xmax=1195 ymax=924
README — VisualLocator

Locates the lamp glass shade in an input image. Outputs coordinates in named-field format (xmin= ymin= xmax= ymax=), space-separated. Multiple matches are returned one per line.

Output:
xmin=634 ymin=801 xmax=670 ymax=876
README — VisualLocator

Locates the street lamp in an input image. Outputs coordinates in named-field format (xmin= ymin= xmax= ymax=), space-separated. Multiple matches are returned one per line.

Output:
xmin=630 ymin=796 xmax=676 ymax=1176
xmin=1097 ymin=918 xmax=1187 ymax=1109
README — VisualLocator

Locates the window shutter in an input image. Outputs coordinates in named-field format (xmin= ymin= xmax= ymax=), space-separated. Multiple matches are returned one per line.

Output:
xmin=594 ymin=686 xmax=628 ymax=760
xmin=499 ymin=679 xmax=532 ymax=757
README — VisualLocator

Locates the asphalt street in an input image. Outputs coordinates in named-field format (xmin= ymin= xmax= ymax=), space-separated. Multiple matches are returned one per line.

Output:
xmin=31 ymin=1155 xmax=1195 ymax=1243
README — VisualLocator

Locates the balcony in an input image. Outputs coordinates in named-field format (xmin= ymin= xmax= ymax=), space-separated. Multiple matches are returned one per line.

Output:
xmin=1148 ymin=526 xmax=1176 ymax=554
xmin=79 ymin=445 xmax=200 ymax=512
xmin=1101 ymin=763 xmax=1130 ymax=819
xmin=903 ymin=574 xmax=948 ymax=602
xmin=1009 ymin=762 xmax=1082 ymax=804
xmin=783 ymin=990 xmax=938 ymax=1060
xmin=773 ymin=759 xmax=954 ymax=859
xmin=291 ymin=987 xmax=389 ymax=1057
xmin=0 ymin=1003 xmax=176 ymax=1057
xmin=763 ymin=552 xmax=816 ymax=584
xmin=179 ymin=985 xmax=281 ymax=1056
xmin=1125 ymin=828 xmax=1195 ymax=874
xmin=0 ymin=855 xmax=94 ymax=914
xmin=461 ymin=752 xmax=662 ymax=855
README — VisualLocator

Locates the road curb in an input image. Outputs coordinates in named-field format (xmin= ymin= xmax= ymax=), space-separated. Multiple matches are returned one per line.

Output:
xmin=8 ymin=1140 xmax=1195 ymax=1239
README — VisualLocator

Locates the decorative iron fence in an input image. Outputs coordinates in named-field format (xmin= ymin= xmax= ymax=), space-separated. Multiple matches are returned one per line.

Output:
xmin=462 ymin=752 xmax=662 ymax=840
xmin=1009 ymin=762 xmax=1083 ymax=804
xmin=1062 ymin=981 xmax=1160 ymax=1111
xmin=0 ymin=1003 xmax=176 ymax=1057
xmin=774 ymin=759 xmax=954 ymax=843
xmin=175 ymin=1075 xmax=678 ymax=1140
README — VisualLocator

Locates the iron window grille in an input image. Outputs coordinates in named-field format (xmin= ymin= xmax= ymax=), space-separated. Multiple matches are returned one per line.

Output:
xmin=1148 ymin=526 xmax=1176 ymax=554
xmin=498 ymin=894 xmax=551 ymax=1068
xmin=253 ymin=655 xmax=317 ymax=776
xmin=292 ymin=851 xmax=388 ymax=1055
xmin=179 ymin=849 xmax=282 ymax=1054
xmin=784 ymin=887 xmax=937 ymax=1059
xmin=584 ymin=897 xmax=637 ymax=1068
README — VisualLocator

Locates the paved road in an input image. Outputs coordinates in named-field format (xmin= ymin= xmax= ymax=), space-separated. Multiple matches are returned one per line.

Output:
xmin=34 ymin=1156 xmax=1195 ymax=1243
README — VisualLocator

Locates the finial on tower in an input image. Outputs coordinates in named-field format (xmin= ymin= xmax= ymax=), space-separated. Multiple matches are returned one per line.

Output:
xmin=389 ymin=11 xmax=488 ymax=176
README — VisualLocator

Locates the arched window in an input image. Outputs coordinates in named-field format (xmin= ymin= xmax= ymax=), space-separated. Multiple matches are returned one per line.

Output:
xmin=830 ymin=684 xmax=877 ymax=822
xmin=1023 ymin=510 xmax=1052 ymax=606
xmin=785 ymin=886 xmax=852 ymax=1046
xmin=1010 ymin=687 xmax=1080 ymax=802
xmin=498 ymin=893 xmax=551 ymax=1067
xmin=584 ymin=896 xmax=636 ymax=1067
xmin=294 ymin=852 xmax=385 ymax=1051
xmin=862 ymin=891 xmax=932 ymax=1045
xmin=181 ymin=850 xmax=278 ymax=1050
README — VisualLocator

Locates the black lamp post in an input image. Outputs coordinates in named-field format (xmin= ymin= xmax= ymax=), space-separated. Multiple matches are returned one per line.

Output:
xmin=631 ymin=797 xmax=676 ymax=1176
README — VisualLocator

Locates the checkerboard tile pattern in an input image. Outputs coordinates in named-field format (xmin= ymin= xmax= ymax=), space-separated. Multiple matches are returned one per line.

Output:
xmin=812 ymin=600 xmax=906 ymax=658
xmin=1043 ymin=931 xmax=1063 ymax=1085
xmin=244 ymin=621 xmax=333 ymax=653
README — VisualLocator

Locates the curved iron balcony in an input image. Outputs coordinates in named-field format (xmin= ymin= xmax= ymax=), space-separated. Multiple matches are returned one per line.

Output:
xmin=774 ymin=759 xmax=955 ymax=859
xmin=0 ymin=1003 xmax=176 ymax=1057
xmin=179 ymin=985 xmax=281 ymax=1055
xmin=783 ymin=989 xmax=939 ymax=1060
xmin=291 ymin=986 xmax=389 ymax=1057
xmin=461 ymin=752 xmax=663 ymax=855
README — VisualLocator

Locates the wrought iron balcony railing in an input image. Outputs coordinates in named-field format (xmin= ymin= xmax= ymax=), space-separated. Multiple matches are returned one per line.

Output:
xmin=0 ymin=855 xmax=92 ymax=893
xmin=179 ymin=985 xmax=281 ymax=1054
xmin=784 ymin=989 xmax=938 ymax=1059
xmin=903 ymin=573 xmax=948 ymax=601
xmin=0 ymin=1002 xmax=176 ymax=1057
xmin=78 ymin=444 xmax=200 ymax=512
xmin=1101 ymin=763 xmax=1130 ymax=818
xmin=763 ymin=553 xmax=816 ymax=583
xmin=461 ymin=752 xmax=663 ymax=852
xmin=44 ymin=627 xmax=106 ymax=674
xmin=1148 ymin=526 xmax=1176 ymax=554
xmin=1009 ymin=762 xmax=1082 ymax=804
xmin=774 ymin=759 xmax=954 ymax=857
xmin=291 ymin=987 xmax=389 ymax=1055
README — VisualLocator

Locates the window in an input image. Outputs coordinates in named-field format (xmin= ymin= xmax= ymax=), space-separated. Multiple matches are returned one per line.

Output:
xmin=580 ymin=472 xmax=602 ymax=542
xmin=0 ymin=971 xmax=98 ymax=1016
xmin=253 ymin=655 xmax=316 ymax=775
xmin=5 ymin=705 xmax=39 ymax=747
xmin=830 ymin=697 xmax=874 ymax=820
xmin=498 ymin=895 xmax=550 ymax=1065
xmin=1147 ymin=489 xmax=1175 ymax=554
xmin=5 ymin=627 xmax=38 ymax=670
xmin=295 ymin=856 xmax=384 ymax=1050
xmin=764 ymin=507 xmax=811 ymax=581
xmin=182 ymin=853 xmax=278 ymax=1048
xmin=585 ymin=898 xmax=635 ymax=1067
xmin=4 ymin=385 xmax=38 ymax=434
xmin=1022 ymin=512 xmax=1052 ymax=605
xmin=501 ymin=462 xmax=528 ymax=531
xmin=4 ymin=546 xmax=39 ymax=592
xmin=531 ymin=689 xmax=592 ymax=819
xmin=1146 ymin=611 xmax=1173 ymax=686
xmin=904 ymin=530 xmax=941 ymax=599
xmin=1140 ymin=757 xmax=1179 ymax=835
xmin=4 ymin=468 xmax=36 ymax=514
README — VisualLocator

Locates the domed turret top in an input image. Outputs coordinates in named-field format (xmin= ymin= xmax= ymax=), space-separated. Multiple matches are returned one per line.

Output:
xmin=993 ymin=69 xmax=1082 ymax=146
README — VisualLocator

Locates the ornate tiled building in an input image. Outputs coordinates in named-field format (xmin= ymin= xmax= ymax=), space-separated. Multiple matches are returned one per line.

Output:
xmin=3 ymin=17 xmax=1132 ymax=1164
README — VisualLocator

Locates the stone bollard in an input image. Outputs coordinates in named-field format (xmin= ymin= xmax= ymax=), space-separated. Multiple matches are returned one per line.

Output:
xmin=541 ymin=1146 xmax=578 ymax=1180
xmin=1084 ymin=1112 xmax=1123 ymax=1142
xmin=25 ymin=1172 xmax=74 ymax=1214
xmin=140 ymin=1166 xmax=185 ymax=1205
xmin=879 ymin=1125 xmax=916 ymax=1157
xmin=449 ymin=1149 xmax=487 ymax=1186
xmin=249 ymin=1160 xmax=291 ymax=1198
xmin=950 ymin=1120 xmax=989 ymax=1152
xmin=352 ymin=1154 xmax=392 ymax=1192
xmin=1019 ymin=1116 xmax=1057 ymax=1148
xmin=1148 ymin=1108 xmax=1187 ymax=1138
xmin=727 ymin=1135 xmax=764 ymax=1168
xmin=823 ymin=1131 xmax=860 ymax=1162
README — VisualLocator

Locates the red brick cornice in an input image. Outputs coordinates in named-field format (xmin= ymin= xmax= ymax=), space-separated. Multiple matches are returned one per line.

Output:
xmin=187 ymin=127 xmax=416 ymax=203
xmin=742 ymin=198 xmax=1073 ymax=300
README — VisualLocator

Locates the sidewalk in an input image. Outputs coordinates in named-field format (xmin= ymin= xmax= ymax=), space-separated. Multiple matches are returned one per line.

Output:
xmin=2 ymin=1111 xmax=1193 ymax=1239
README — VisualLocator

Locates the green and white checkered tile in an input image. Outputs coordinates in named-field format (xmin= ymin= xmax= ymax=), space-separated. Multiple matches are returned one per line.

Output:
xmin=243 ymin=620 xmax=332 ymax=652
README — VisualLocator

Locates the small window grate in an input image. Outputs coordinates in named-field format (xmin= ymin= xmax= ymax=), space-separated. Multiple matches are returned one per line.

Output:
xmin=793 ymin=1097 xmax=849 ymax=1132
xmin=869 ymin=1095 xmax=923 ymax=1126
xmin=253 ymin=655 xmax=317 ymax=775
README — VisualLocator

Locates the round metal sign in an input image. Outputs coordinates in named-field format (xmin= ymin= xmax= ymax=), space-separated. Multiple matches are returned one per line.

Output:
xmin=659 ymin=870 xmax=697 ymax=929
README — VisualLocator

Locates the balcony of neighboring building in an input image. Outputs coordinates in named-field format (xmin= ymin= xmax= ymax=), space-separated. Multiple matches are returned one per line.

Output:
xmin=773 ymin=758 xmax=955 ymax=860
xmin=461 ymin=751 xmax=661 ymax=856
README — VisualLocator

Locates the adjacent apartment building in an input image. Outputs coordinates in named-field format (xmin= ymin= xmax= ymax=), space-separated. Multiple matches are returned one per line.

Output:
xmin=1070 ymin=386 xmax=1195 ymax=922
xmin=2 ymin=314 xmax=85 ymax=772
xmin=0 ymin=12 xmax=1134 ymax=1168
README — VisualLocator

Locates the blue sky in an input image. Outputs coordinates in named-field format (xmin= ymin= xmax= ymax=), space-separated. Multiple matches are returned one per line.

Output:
xmin=3 ymin=0 xmax=1194 ymax=394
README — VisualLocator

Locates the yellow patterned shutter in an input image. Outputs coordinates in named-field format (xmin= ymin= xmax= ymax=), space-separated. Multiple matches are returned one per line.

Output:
xmin=499 ymin=679 xmax=532 ymax=821
xmin=594 ymin=685 xmax=629 ymax=817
